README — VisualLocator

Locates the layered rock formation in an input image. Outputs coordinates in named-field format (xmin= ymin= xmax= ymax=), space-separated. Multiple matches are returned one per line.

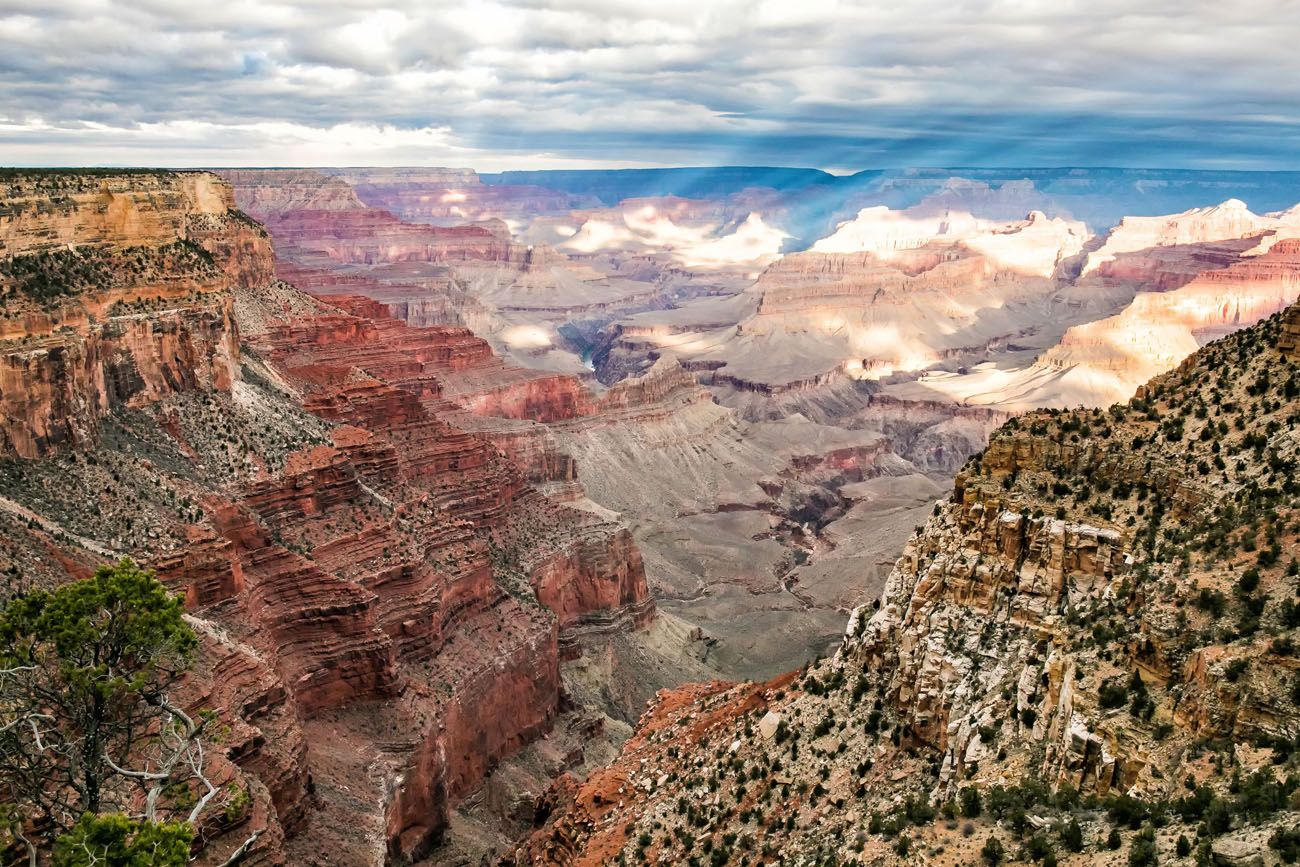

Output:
xmin=219 ymin=169 xmax=669 ymax=377
xmin=1081 ymin=199 xmax=1300 ymax=276
xmin=272 ymin=176 xmax=1074 ymax=682
xmin=0 ymin=171 xmax=657 ymax=865
xmin=863 ymin=201 xmax=1300 ymax=413
xmin=1032 ymin=238 xmax=1300 ymax=400
xmin=0 ymin=171 xmax=258 ymax=457
xmin=517 ymin=302 xmax=1300 ymax=867
xmin=902 ymin=204 xmax=1300 ymax=410
xmin=592 ymin=205 xmax=1098 ymax=401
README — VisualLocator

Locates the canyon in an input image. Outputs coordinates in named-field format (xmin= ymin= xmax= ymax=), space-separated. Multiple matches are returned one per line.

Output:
xmin=215 ymin=162 xmax=1300 ymax=700
xmin=4 ymin=165 xmax=1300 ymax=866
xmin=0 ymin=170 xmax=679 ymax=864
xmin=217 ymin=168 xmax=1006 ymax=684
xmin=516 ymin=301 xmax=1300 ymax=867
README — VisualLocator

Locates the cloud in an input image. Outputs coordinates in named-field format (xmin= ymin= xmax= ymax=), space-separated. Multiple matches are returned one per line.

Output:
xmin=1 ymin=0 xmax=1298 ymax=168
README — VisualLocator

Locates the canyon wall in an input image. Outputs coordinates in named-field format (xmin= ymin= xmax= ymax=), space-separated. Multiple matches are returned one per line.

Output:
xmin=0 ymin=172 xmax=258 ymax=457
xmin=0 ymin=171 xmax=655 ymax=865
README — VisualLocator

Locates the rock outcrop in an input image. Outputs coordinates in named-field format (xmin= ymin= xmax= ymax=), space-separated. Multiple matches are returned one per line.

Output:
xmin=1081 ymin=199 xmax=1300 ymax=277
xmin=517 ymin=303 xmax=1300 ymax=866
xmin=0 ymin=171 xmax=259 ymax=457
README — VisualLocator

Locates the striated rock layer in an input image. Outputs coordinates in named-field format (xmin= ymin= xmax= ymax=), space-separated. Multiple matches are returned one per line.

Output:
xmin=598 ymin=206 xmax=1092 ymax=394
xmin=0 ymin=172 xmax=260 ymax=457
xmin=0 ymin=171 xmax=654 ymax=865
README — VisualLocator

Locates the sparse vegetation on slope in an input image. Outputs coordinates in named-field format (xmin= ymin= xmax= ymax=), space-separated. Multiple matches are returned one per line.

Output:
xmin=516 ymin=304 xmax=1300 ymax=866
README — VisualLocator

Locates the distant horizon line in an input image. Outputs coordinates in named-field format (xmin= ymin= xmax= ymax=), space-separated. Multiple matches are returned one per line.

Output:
xmin=7 ymin=164 xmax=1300 ymax=176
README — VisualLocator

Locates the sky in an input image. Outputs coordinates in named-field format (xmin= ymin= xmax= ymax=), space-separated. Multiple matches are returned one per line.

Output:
xmin=2 ymin=0 xmax=1299 ymax=171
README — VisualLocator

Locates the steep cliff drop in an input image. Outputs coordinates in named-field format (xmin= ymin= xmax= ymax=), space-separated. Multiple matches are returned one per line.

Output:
xmin=0 ymin=171 xmax=657 ymax=865
xmin=517 ymin=303 xmax=1300 ymax=866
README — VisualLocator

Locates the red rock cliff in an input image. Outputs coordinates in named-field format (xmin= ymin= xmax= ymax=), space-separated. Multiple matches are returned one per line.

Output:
xmin=0 ymin=171 xmax=654 ymax=864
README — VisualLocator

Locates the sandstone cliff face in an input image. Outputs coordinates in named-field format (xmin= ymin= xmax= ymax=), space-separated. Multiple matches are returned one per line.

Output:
xmin=0 ymin=172 xmax=260 ymax=457
xmin=216 ymin=169 xmax=368 ymax=215
xmin=0 ymin=173 xmax=656 ymax=865
xmin=0 ymin=171 xmax=235 ymax=253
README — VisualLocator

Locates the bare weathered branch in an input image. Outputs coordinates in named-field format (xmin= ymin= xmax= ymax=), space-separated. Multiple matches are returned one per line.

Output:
xmin=103 ymin=754 xmax=168 ymax=782
xmin=209 ymin=829 xmax=263 ymax=867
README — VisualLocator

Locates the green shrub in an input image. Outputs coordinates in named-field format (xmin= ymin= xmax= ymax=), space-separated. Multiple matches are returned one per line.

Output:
xmin=52 ymin=814 xmax=192 ymax=867
xmin=1099 ymin=678 xmax=1129 ymax=709
xmin=1271 ymin=827 xmax=1300 ymax=864
xmin=1061 ymin=818 xmax=1083 ymax=853
xmin=960 ymin=787 xmax=982 ymax=818
xmin=1128 ymin=828 xmax=1158 ymax=867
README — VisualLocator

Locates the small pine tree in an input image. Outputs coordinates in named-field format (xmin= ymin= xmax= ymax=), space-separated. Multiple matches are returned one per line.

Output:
xmin=1062 ymin=818 xmax=1084 ymax=852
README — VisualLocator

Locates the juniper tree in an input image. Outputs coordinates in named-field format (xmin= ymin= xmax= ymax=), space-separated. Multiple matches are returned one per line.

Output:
xmin=0 ymin=559 xmax=259 ymax=865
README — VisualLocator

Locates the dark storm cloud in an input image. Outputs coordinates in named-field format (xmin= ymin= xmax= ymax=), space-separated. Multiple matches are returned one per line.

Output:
xmin=1 ymin=0 xmax=1298 ymax=168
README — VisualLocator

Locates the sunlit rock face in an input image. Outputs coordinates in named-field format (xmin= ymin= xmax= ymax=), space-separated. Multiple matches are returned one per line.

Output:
xmin=0 ymin=171 xmax=257 ymax=458
xmin=1034 ymin=237 xmax=1300 ymax=401
xmin=893 ymin=203 xmax=1300 ymax=410
xmin=811 ymin=207 xmax=1088 ymax=279
xmin=619 ymin=206 xmax=1090 ymax=393
xmin=1082 ymin=199 xmax=1300 ymax=276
